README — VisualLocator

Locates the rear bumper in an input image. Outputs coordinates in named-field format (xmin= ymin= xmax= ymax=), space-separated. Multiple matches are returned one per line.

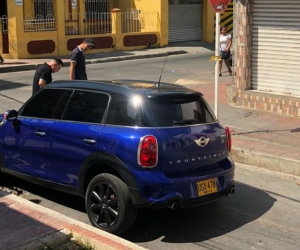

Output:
xmin=131 ymin=181 xmax=235 ymax=209
xmin=129 ymin=158 xmax=235 ymax=208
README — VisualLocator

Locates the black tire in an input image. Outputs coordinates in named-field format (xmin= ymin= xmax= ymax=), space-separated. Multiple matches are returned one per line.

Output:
xmin=85 ymin=173 xmax=138 ymax=235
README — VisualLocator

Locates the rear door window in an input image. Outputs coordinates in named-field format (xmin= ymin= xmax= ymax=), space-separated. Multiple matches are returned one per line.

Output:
xmin=149 ymin=95 xmax=216 ymax=127
xmin=107 ymin=98 xmax=142 ymax=126
xmin=62 ymin=90 xmax=109 ymax=124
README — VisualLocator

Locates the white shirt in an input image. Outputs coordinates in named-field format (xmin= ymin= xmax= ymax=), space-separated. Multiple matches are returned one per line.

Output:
xmin=220 ymin=33 xmax=231 ymax=51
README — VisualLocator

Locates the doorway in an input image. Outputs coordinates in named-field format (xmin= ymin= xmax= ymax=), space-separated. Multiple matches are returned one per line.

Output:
xmin=0 ymin=0 xmax=9 ymax=54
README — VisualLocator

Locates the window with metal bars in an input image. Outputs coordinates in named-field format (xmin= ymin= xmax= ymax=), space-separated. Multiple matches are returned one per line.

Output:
xmin=84 ymin=0 xmax=112 ymax=20
xmin=34 ymin=0 xmax=54 ymax=18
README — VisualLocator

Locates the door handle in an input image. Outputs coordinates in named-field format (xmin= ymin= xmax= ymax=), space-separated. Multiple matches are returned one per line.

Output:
xmin=34 ymin=131 xmax=46 ymax=136
xmin=83 ymin=139 xmax=96 ymax=145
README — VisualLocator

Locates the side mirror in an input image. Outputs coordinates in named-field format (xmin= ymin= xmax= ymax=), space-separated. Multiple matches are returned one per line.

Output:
xmin=6 ymin=110 xmax=18 ymax=120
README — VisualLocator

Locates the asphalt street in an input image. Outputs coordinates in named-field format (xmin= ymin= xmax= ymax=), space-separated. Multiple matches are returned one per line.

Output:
xmin=1 ymin=54 xmax=300 ymax=249
xmin=1 ymin=163 xmax=300 ymax=250
xmin=0 ymin=52 xmax=217 ymax=110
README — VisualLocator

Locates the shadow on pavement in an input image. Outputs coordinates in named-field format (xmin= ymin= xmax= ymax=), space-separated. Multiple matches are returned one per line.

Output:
xmin=0 ymin=79 xmax=28 ymax=91
xmin=0 ymin=176 xmax=86 ymax=214
xmin=121 ymin=182 xmax=276 ymax=244
xmin=291 ymin=127 xmax=300 ymax=133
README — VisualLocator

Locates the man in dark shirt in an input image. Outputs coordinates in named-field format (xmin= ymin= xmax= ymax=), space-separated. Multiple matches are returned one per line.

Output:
xmin=32 ymin=58 xmax=63 ymax=95
xmin=69 ymin=38 xmax=94 ymax=80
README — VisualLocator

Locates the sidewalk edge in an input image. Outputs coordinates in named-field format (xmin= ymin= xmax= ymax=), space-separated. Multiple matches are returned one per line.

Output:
xmin=87 ymin=50 xmax=187 ymax=65
xmin=0 ymin=64 xmax=37 ymax=73
xmin=231 ymin=147 xmax=300 ymax=176
xmin=0 ymin=50 xmax=187 ymax=74
xmin=3 ymin=192 xmax=148 ymax=250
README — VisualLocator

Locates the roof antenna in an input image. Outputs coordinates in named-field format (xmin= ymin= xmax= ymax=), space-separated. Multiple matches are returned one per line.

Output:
xmin=157 ymin=54 xmax=168 ymax=88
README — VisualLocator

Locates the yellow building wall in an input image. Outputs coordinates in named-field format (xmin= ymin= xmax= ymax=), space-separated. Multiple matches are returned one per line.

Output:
xmin=6 ymin=0 xmax=61 ymax=59
xmin=8 ymin=1 xmax=61 ymax=59
xmin=4 ymin=0 xmax=167 ymax=59
xmin=6 ymin=2 xmax=24 ymax=58
xmin=160 ymin=0 xmax=168 ymax=46
xmin=111 ymin=0 xmax=167 ymax=48
xmin=202 ymin=0 xmax=215 ymax=43
xmin=130 ymin=0 xmax=168 ymax=46
xmin=115 ymin=0 xmax=131 ymax=11
xmin=23 ymin=0 xmax=34 ymax=17
xmin=54 ymin=0 xmax=67 ymax=57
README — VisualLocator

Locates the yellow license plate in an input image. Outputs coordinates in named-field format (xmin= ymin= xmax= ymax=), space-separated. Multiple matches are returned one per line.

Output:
xmin=197 ymin=178 xmax=218 ymax=197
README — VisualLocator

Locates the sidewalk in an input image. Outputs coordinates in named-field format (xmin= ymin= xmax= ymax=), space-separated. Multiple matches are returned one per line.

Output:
xmin=1 ymin=41 xmax=300 ymax=249
xmin=0 ymin=190 xmax=147 ymax=250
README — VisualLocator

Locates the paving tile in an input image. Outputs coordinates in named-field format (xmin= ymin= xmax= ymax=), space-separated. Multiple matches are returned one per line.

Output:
xmin=0 ymin=216 xmax=61 ymax=250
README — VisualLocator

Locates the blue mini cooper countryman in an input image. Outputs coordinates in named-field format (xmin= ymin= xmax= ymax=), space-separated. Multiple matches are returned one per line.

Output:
xmin=0 ymin=80 xmax=235 ymax=234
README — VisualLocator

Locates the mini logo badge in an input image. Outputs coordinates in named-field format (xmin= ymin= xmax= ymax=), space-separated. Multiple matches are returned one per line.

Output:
xmin=194 ymin=136 xmax=210 ymax=147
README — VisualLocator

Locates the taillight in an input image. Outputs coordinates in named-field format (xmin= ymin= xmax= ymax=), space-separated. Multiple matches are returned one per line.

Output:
xmin=3 ymin=111 xmax=9 ymax=119
xmin=225 ymin=127 xmax=232 ymax=152
xmin=138 ymin=135 xmax=158 ymax=168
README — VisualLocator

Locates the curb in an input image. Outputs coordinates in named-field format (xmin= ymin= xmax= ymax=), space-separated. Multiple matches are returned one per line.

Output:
xmin=0 ymin=64 xmax=38 ymax=73
xmin=87 ymin=50 xmax=187 ymax=64
xmin=2 ymin=191 xmax=147 ymax=250
xmin=0 ymin=50 xmax=187 ymax=74
xmin=230 ymin=147 xmax=300 ymax=177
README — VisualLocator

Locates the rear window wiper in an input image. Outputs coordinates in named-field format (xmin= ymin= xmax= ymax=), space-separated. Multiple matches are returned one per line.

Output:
xmin=173 ymin=119 xmax=198 ymax=125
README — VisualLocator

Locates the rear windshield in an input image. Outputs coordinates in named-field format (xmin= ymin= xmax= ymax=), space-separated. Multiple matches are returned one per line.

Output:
xmin=149 ymin=94 xmax=216 ymax=127
xmin=106 ymin=94 xmax=216 ymax=127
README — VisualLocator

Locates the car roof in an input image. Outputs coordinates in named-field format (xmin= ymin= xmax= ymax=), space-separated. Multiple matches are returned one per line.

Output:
xmin=47 ymin=80 xmax=203 ymax=97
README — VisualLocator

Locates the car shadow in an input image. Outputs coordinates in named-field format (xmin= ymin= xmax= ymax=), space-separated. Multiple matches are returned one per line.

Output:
xmin=120 ymin=181 xmax=276 ymax=243
xmin=0 ymin=176 xmax=86 ymax=213
xmin=0 ymin=177 xmax=275 ymax=244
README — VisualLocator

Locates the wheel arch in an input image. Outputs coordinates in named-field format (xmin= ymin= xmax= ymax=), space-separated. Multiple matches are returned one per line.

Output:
xmin=78 ymin=152 xmax=140 ymax=196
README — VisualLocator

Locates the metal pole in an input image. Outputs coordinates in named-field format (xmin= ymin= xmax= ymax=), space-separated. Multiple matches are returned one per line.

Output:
xmin=214 ymin=12 xmax=220 ymax=119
